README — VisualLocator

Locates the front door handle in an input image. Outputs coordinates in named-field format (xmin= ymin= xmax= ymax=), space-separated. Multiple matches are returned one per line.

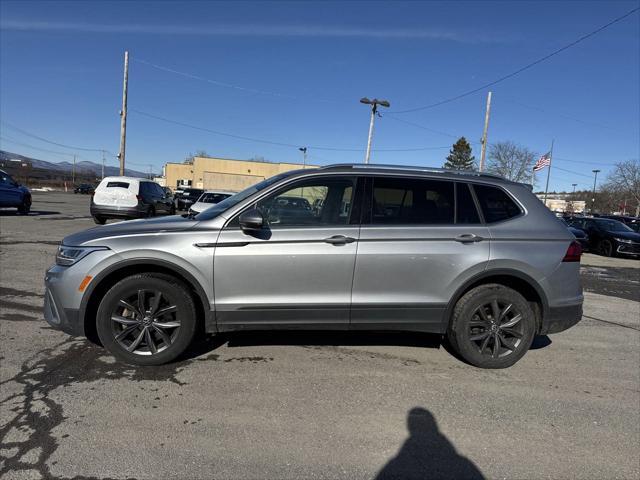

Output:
xmin=454 ymin=233 xmax=484 ymax=243
xmin=324 ymin=235 xmax=356 ymax=245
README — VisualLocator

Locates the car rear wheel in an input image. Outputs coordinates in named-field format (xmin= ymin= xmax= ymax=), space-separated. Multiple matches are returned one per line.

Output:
xmin=93 ymin=215 xmax=106 ymax=225
xmin=447 ymin=284 xmax=536 ymax=369
xmin=96 ymin=273 xmax=197 ymax=365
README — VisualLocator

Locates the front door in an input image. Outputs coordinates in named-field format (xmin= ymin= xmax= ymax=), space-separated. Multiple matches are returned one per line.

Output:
xmin=351 ymin=177 xmax=490 ymax=332
xmin=214 ymin=175 xmax=361 ymax=329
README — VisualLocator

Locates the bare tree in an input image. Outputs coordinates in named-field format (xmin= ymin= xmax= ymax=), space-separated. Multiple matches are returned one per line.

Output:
xmin=486 ymin=141 xmax=536 ymax=183
xmin=603 ymin=159 xmax=640 ymax=216
xmin=184 ymin=150 xmax=210 ymax=164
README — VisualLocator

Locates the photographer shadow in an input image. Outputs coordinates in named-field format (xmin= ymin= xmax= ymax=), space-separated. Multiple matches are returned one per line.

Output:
xmin=376 ymin=407 xmax=484 ymax=480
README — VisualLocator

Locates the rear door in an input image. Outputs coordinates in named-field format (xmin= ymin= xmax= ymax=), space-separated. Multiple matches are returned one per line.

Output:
xmin=351 ymin=177 xmax=490 ymax=332
xmin=214 ymin=175 xmax=362 ymax=328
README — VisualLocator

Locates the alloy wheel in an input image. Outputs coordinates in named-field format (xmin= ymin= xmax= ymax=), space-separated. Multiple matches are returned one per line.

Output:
xmin=110 ymin=289 xmax=180 ymax=355
xmin=467 ymin=300 xmax=524 ymax=359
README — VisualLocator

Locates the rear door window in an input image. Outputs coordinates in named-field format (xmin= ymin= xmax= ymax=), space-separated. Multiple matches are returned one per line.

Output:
xmin=371 ymin=177 xmax=454 ymax=225
xmin=106 ymin=181 xmax=130 ymax=189
xmin=473 ymin=184 xmax=521 ymax=223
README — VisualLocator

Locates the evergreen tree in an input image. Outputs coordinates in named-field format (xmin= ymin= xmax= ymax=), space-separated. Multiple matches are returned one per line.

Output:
xmin=443 ymin=137 xmax=476 ymax=170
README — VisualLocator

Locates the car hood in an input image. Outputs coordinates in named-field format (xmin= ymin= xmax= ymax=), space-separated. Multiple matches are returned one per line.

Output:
xmin=63 ymin=215 xmax=199 ymax=246
xmin=606 ymin=230 xmax=640 ymax=242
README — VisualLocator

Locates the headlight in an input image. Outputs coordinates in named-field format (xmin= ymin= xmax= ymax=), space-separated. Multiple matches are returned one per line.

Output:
xmin=614 ymin=237 xmax=633 ymax=244
xmin=56 ymin=245 xmax=109 ymax=266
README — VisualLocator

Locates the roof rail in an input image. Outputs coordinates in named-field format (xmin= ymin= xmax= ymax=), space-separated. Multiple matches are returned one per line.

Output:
xmin=319 ymin=163 xmax=507 ymax=180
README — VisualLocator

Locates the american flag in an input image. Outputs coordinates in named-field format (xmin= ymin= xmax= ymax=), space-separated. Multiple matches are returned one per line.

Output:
xmin=533 ymin=152 xmax=551 ymax=172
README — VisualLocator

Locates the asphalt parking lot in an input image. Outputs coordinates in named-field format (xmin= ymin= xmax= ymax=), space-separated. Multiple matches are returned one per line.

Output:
xmin=1 ymin=192 xmax=639 ymax=479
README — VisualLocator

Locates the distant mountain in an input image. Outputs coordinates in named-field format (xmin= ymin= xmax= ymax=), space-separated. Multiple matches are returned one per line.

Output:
xmin=0 ymin=150 xmax=155 ymax=178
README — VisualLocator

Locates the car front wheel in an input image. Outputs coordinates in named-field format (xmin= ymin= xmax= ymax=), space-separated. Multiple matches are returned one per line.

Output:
xmin=447 ymin=284 xmax=536 ymax=369
xmin=96 ymin=273 xmax=197 ymax=365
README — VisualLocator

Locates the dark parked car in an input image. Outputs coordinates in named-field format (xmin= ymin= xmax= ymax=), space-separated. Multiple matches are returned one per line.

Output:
xmin=561 ymin=219 xmax=589 ymax=251
xmin=0 ymin=169 xmax=31 ymax=214
xmin=175 ymin=187 xmax=204 ymax=211
xmin=74 ymin=183 xmax=95 ymax=194
xmin=568 ymin=217 xmax=640 ymax=257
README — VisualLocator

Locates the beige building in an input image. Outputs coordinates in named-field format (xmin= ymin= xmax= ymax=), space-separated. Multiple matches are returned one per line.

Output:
xmin=536 ymin=195 xmax=586 ymax=213
xmin=164 ymin=156 xmax=316 ymax=192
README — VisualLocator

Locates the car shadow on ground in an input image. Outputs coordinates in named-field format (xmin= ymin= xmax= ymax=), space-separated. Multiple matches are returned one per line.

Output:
xmin=0 ymin=209 xmax=61 ymax=216
xmin=219 ymin=330 xmax=443 ymax=350
xmin=375 ymin=407 xmax=485 ymax=480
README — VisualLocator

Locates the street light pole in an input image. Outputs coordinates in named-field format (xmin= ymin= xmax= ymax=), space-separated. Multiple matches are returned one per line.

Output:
xmin=591 ymin=169 xmax=601 ymax=213
xmin=298 ymin=147 xmax=307 ymax=168
xmin=360 ymin=97 xmax=390 ymax=164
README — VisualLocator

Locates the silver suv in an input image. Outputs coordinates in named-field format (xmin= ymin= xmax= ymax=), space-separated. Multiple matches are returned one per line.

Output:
xmin=44 ymin=164 xmax=583 ymax=368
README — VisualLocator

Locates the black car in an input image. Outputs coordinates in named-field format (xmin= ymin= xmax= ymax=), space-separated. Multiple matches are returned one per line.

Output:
xmin=175 ymin=187 xmax=204 ymax=211
xmin=566 ymin=225 xmax=589 ymax=251
xmin=74 ymin=183 xmax=95 ymax=194
xmin=568 ymin=217 xmax=640 ymax=257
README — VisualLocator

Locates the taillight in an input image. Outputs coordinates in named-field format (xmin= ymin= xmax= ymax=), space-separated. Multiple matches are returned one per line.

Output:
xmin=563 ymin=241 xmax=582 ymax=262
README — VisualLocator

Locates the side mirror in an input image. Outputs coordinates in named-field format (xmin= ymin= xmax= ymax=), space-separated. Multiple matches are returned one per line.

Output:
xmin=239 ymin=208 xmax=264 ymax=231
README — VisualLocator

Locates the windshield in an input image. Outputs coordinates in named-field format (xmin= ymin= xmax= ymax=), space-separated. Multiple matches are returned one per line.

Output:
xmin=194 ymin=172 xmax=293 ymax=221
xmin=595 ymin=219 xmax=633 ymax=232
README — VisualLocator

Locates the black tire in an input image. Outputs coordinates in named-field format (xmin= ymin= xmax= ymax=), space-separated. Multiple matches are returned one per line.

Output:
xmin=17 ymin=200 xmax=31 ymax=215
xmin=146 ymin=206 xmax=155 ymax=218
xmin=93 ymin=215 xmax=106 ymax=225
xmin=600 ymin=240 xmax=614 ymax=257
xmin=169 ymin=205 xmax=176 ymax=215
xmin=447 ymin=284 xmax=536 ymax=369
xmin=96 ymin=273 xmax=197 ymax=366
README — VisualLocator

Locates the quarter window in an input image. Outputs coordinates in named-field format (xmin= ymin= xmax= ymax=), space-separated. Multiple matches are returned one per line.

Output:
xmin=473 ymin=184 xmax=521 ymax=223
xmin=255 ymin=177 xmax=355 ymax=227
xmin=371 ymin=177 xmax=454 ymax=225
xmin=456 ymin=183 xmax=481 ymax=224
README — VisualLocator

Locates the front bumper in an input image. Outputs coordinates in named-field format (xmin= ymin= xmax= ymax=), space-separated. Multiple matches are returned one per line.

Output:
xmin=615 ymin=241 xmax=640 ymax=256
xmin=44 ymin=283 xmax=83 ymax=336
xmin=540 ymin=302 xmax=583 ymax=334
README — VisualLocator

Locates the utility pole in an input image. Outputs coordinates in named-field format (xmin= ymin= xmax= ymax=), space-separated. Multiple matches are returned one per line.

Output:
xmin=101 ymin=150 xmax=105 ymax=179
xmin=299 ymin=147 xmax=307 ymax=168
xmin=591 ymin=169 xmax=601 ymax=213
xmin=479 ymin=91 xmax=492 ymax=172
xmin=543 ymin=139 xmax=555 ymax=207
xmin=360 ymin=97 xmax=390 ymax=164
xmin=72 ymin=154 xmax=76 ymax=184
xmin=118 ymin=51 xmax=129 ymax=176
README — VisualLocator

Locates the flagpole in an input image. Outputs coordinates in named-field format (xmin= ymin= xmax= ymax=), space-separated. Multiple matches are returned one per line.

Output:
xmin=543 ymin=139 xmax=555 ymax=207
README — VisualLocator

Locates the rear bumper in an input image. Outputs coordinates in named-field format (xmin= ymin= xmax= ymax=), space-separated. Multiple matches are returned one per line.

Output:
xmin=540 ymin=302 xmax=583 ymax=334
xmin=90 ymin=203 xmax=147 ymax=219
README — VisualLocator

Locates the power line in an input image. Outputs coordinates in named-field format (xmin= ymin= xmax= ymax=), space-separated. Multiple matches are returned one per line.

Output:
xmin=390 ymin=7 xmax=639 ymax=114
xmin=0 ymin=135 xmax=111 ymax=164
xmin=133 ymin=58 xmax=343 ymax=105
xmin=130 ymin=108 xmax=451 ymax=152
xmin=554 ymin=164 xmax=599 ymax=179
xmin=0 ymin=120 xmax=117 ymax=156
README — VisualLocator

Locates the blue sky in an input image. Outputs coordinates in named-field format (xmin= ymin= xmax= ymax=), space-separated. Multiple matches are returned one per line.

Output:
xmin=0 ymin=0 xmax=638 ymax=191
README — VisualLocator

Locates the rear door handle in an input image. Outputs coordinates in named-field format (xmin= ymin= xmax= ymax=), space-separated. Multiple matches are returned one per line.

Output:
xmin=324 ymin=235 xmax=356 ymax=245
xmin=454 ymin=234 xmax=484 ymax=243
